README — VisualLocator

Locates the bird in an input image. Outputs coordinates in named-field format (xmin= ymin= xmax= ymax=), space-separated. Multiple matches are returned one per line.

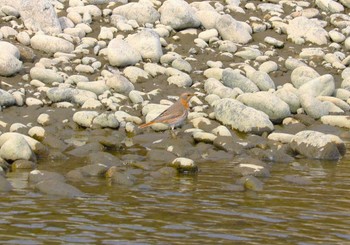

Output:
xmin=139 ymin=92 xmax=194 ymax=135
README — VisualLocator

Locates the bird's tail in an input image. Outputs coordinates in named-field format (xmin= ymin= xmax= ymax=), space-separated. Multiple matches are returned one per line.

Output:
xmin=138 ymin=121 xmax=154 ymax=129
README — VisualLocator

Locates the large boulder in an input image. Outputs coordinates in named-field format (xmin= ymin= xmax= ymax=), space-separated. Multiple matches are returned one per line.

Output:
xmin=112 ymin=2 xmax=160 ymax=25
xmin=159 ymin=0 xmax=200 ymax=30
xmin=237 ymin=91 xmax=291 ymax=123
xmin=126 ymin=29 xmax=163 ymax=63
xmin=215 ymin=14 xmax=252 ymax=44
xmin=290 ymin=130 xmax=346 ymax=160
xmin=0 ymin=41 xmax=22 ymax=76
xmin=107 ymin=38 xmax=142 ymax=67
xmin=0 ymin=0 xmax=62 ymax=34
xmin=214 ymin=98 xmax=274 ymax=135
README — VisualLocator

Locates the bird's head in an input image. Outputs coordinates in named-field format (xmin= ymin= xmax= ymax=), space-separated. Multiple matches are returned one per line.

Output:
xmin=179 ymin=92 xmax=195 ymax=108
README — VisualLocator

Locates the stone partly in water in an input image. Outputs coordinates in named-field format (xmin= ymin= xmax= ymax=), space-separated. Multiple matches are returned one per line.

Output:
xmin=290 ymin=130 xmax=346 ymax=160
xmin=170 ymin=157 xmax=198 ymax=174
xmin=35 ymin=179 xmax=85 ymax=198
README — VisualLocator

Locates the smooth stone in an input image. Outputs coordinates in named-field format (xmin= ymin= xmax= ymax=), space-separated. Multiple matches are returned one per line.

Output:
xmin=167 ymin=73 xmax=192 ymax=87
xmin=215 ymin=14 xmax=252 ymax=44
xmin=239 ymin=176 xmax=264 ymax=191
xmin=28 ymin=170 xmax=65 ymax=184
xmin=28 ymin=126 xmax=45 ymax=140
xmin=124 ymin=66 xmax=149 ymax=83
xmin=237 ymin=91 xmax=291 ymax=123
xmin=82 ymin=98 xmax=103 ymax=109
xmin=170 ymin=157 xmax=198 ymax=173
xmin=26 ymin=97 xmax=43 ymax=106
xmin=112 ymin=2 xmax=159 ymax=25
xmin=12 ymin=159 xmax=36 ymax=170
xmin=129 ymin=90 xmax=144 ymax=104
xmin=214 ymin=98 xmax=274 ymax=135
xmin=286 ymin=16 xmax=328 ymax=45
xmin=299 ymin=93 xmax=329 ymax=119
xmin=222 ymin=68 xmax=259 ymax=93
xmin=264 ymin=36 xmax=284 ymax=48
xmin=92 ymin=113 xmax=119 ymax=128
xmin=192 ymin=131 xmax=217 ymax=144
xmin=126 ymin=29 xmax=163 ymax=63
xmin=75 ymin=64 xmax=94 ymax=74
xmin=235 ymin=47 xmax=261 ymax=60
xmin=0 ymin=41 xmax=20 ymax=58
xmin=290 ymin=130 xmax=346 ymax=160
xmin=144 ymin=63 xmax=167 ymax=76
xmin=159 ymin=0 xmax=200 ymax=30
xmin=107 ymin=38 xmax=142 ymax=67
xmin=73 ymin=111 xmax=99 ymax=128
xmin=106 ymin=73 xmax=134 ymax=94
xmin=258 ymin=61 xmax=278 ymax=73
xmin=298 ymin=74 xmax=335 ymax=97
xmin=248 ymin=71 xmax=275 ymax=91
xmin=0 ymin=50 xmax=22 ymax=76
xmin=275 ymin=88 xmax=300 ymax=113
xmin=35 ymin=179 xmax=85 ymax=197
xmin=9 ymin=123 xmax=27 ymax=133
xmin=211 ymin=125 xmax=232 ymax=137
xmin=203 ymin=68 xmax=223 ymax=80
xmin=285 ymin=57 xmax=307 ymax=70
xmin=30 ymin=67 xmax=63 ymax=84
xmin=0 ymin=134 xmax=35 ymax=161
xmin=77 ymin=80 xmax=109 ymax=96
xmin=268 ymin=133 xmax=294 ymax=143
xmin=31 ymin=34 xmax=74 ymax=54
xmin=46 ymin=87 xmax=97 ymax=105
xmin=316 ymin=0 xmax=344 ymax=13
xmin=321 ymin=115 xmax=350 ymax=129
xmin=198 ymin=29 xmax=218 ymax=42
xmin=171 ymin=58 xmax=192 ymax=73
xmin=0 ymin=89 xmax=16 ymax=107
xmin=204 ymin=78 xmax=240 ymax=99
xmin=317 ymin=96 xmax=350 ymax=111
xmin=75 ymin=163 xmax=108 ymax=177
xmin=195 ymin=10 xmax=220 ymax=29
xmin=218 ymin=40 xmax=237 ymax=53
xmin=291 ymin=66 xmax=320 ymax=88
xmin=0 ymin=132 xmax=46 ymax=156
xmin=233 ymin=163 xmax=270 ymax=177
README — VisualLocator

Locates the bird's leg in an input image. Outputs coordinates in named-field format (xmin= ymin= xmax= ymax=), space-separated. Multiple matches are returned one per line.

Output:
xmin=170 ymin=126 xmax=177 ymax=139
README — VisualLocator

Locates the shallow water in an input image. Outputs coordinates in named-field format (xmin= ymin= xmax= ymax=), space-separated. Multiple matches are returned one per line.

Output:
xmin=2 ymin=143 xmax=350 ymax=245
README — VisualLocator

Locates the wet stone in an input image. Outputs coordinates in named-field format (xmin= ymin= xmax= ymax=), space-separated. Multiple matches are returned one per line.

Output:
xmin=35 ymin=180 xmax=85 ymax=198
xmin=170 ymin=157 xmax=198 ymax=174
xmin=12 ymin=159 xmax=36 ymax=170
xmin=233 ymin=163 xmax=270 ymax=177
xmin=110 ymin=171 xmax=136 ymax=187
xmin=28 ymin=170 xmax=65 ymax=184
xmin=150 ymin=166 xmax=177 ymax=179
xmin=283 ymin=175 xmax=313 ymax=185
xmin=238 ymin=175 xmax=264 ymax=191
xmin=0 ymin=174 xmax=13 ymax=192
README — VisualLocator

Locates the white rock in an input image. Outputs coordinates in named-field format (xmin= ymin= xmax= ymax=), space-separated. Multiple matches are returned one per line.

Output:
xmin=143 ymin=63 xmax=167 ymax=77
xmin=26 ymin=97 xmax=44 ymax=106
xmin=193 ymin=131 xmax=217 ymax=143
xmin=203 ymin=68 xmax=223 ymax=80
xmin=258 ymin=61 xmax=278 ymax=73
xmin=75 ymin=64 xmax=94 ymax=74
xmin=215 ymin=14 xmax=252 ymax=44
xmin=0 ymin=41 xmax=20 ymax=58
xmin=129 ymin=90 xmax=144 ymax=104
xmin=0 ymin=51 xmax=22 ymax=76
xmin=171 ymin=58 xmax=192 ymax=73
xmin=286 ymin=16 xmax=328 ymax=45
xmin=235 ymin=47 xmax=261 ymax=60
xmin=298 ymin=74 xmax=335 ymax=97
xmin=214 ymin=98 xmax=274 ymax=135
xmin=196 ymin=10 xmax=220 ymax=30
xmin=167 ymin=73 xmax=192 ymax=87
xmin=92 ymin=112 xmax=119 ymax=128
xmin=285 ymin=57 xmax=307 ymax=70
xmin=248 ymin=71 xmax=275 ymax=91
xmin=159 ymin=0 xmax=200 ymax=30
xmin=329 ymin=29 xmax=346 ymax=43
xmin=30 ymin=67 xmax=64 ymax=84
xmin=316 ymin=0 xmax=344 ymax=13
xmin=198 ymin=29 xmax=218 ymax=42
xmin=0 ymin=134 xmax=34 ymax=161
xmin=212 ymin=125 xmax=232 ymax=137
xmin=237 ymin=91 xmax=291 ymax=123
xmin=107 ymin=38 xmax=142 ymax=67
xmin=16 ymin=31 xmax=31 ymax=46
xmin=126 ymin=29 xmax=163 ymax=62
xmin=123 ymin=66 xmax=149 ymax=83
xmin=82 ymin=98 xmax=103 ymax=109
xmin=321 ymin=115 xmax=350 ymax=129
xmin=77 ymin=80 xmax=108 ymax=95
xmin=112 ymin=2 xmax=160 ymax=25
xmin=222 ymin=68 xmax=259 ymax=93
xmin=106 ymin=73 xmax=134 ymax=94
xmin=204 ymin=78 xmax=240 ymax=99
xmin=317 ymin=96 xmax=350 ymax=111
xmin=291 ymin=66 xmax=320 ymax=88
xmin=275 ymin=88 xmax=300 ymax=113
xmin=268 ymin=133 xmax=294 ymax=143
xmin=299 ymin=93 xmax=329 ymax=119
xmin=0 ymin=89 xmax=16 ymax=107
xmin=31 ymin=34 xmax=74 ymax=54
xmin=28 ymin=126 xmax=45 ymax=140
xmin=9 ymin=123 xmax=27 ymax=133
xmin=73 ymin=111 xmax=99 ymax=128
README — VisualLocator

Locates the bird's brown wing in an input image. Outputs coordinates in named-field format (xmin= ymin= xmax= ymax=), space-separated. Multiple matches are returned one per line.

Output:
xmin=151 ymin=102 xmax=185 ymax=123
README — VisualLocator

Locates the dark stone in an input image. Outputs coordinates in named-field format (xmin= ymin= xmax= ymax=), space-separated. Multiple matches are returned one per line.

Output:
xmin=12 ymin=159 xmax=36 ymax=170
xmin=213 ymin=136 xmax=244 ymax=155
xmin=28 ymin=170 xmax=65 ymax=184
xmin=0 ymin=174 xmax=13 ymax=192
xmin=283 ymin=175 xmax=313 ymax=185
xmin=147 ymin=149 xmax=177 ymax=163
xmin=66 ymin=142 xmax=105 ymax=158
xmin=87 ymin=151 xmax=123 ymax=167
xmin=35 ymin=180 xmax=85 ymax=197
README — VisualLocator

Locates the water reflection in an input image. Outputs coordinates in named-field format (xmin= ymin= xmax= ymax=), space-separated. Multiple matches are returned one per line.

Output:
xmin=1 ymin=154 xmax=350 ymax=244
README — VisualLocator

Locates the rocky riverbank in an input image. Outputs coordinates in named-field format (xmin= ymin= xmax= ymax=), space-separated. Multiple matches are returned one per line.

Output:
xmin=0 ymin=0 xmax=349 ymax=196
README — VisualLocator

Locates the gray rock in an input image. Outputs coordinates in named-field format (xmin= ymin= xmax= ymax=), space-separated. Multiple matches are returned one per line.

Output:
xmin=317 ymin=96 xmax=350 ymax=111
xmin=290 ymin=130 xmax=345 ymax=160
xmin=159 ymin=0 xmax=200 ymax=30
xmin=0 ymin=41 xmax=20 ymax=58
xmin=31 ymin=34 xmax=74 ymax=54
xmin=0 ymin=174 xmax=12 ymax=192
xmin=30 ymin=67 xmax=64 ymax=84
xmin=249 ymin=71 xmax=275 ymax=91
xmin=215 ymin=14 xmax=252 ymax=44
xmin=112 ymin=2 xmax=159 ymax=25
xmin=0 ymin=89 xmax=16 ymax=107
xmin=92 ymin=112 xmax=119 ymax=128
xmin=110 ymin=171 xmax=136 ymax=186
xmin=46 ymin=87 xmax=97 ymax=105
xmin=168 ymin=73 xmax=192 ymax=87
xmin=12 ymin=159 xmax=36 ymax=170
xmin=299 ymin=93 xmax=329 ymax=119
xmin=126 ymin=29 xmax=163 ymax=63
xmin=171 ymin=58 xmax=192 ymax=73
xmin=107 ymin=38 xmax=142 ymax=67
xmin=316 ymin=0 xmax=344 ymax=13
xmin=291 ymin=66 xmax=320 ymax=88
xmin=0 ymin=134 xmax=35 ymax=161
xmin=298 ymin=74 xmax=335 ymax=97
xmin=283 ymin=175 xmax=313 ymax=185
xmin=237 ymin=92 xmax=291 ymax=123
xmin=0 ymin=132 xmax=46 ymax=156
xmin=150 ymin=166 xmax=177 ymax=179
xmin=73 ymin=111 xmax=99 ymax=128
xmin=106 ymin=73 xmax=134 ymax=93
xmin=286 ymin=16 xmax=328 ymax=45
xmin=238 ymin=175 xmax=264 ymax=191
xmin=235 ymin=47 xmax=261 ymax=60
xmin=204 ymin=78 xmax=240 ymax=99
xmin=214 ymin=98 xmax=274 ymax=135
xmin=258 ymin=61 xmax=278 ymax=74
xmin=275 ymin=88 xmax=300 ymax=113
xmin=35 ymin=179 xmax=85 ymax=197
xmin=192 ymin=131 xmax=217 ymax=144
xmin=222 ymin=68 xmax=259 ymax=93
xmin=0 ymin=0 xmax=61 ymax=34
xmin=218 ymin=40 xmax=237 ymax=53
xmin=233 ymin=163 xmax=270 ymax=177
xmin=77 ymin=163 xmax=108 ymax=177
xmin=340 ymin=0 xmax=350 ymax=8
xmin=76 ymin=80 xmax=109 ymax=95
xmin=285 ymin=57 xmax=307 ymax=70
xmin=0 ymin=49 xmax=22 ymax=76
xmin=28 ymin=170 xmax=65 ymax=184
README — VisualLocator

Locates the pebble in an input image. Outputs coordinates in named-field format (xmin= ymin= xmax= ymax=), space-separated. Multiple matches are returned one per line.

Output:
xmin=170 ymin=157 xmax=198 ymax=174
xmin=124 ymin=66 xmax=149 ymax=83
